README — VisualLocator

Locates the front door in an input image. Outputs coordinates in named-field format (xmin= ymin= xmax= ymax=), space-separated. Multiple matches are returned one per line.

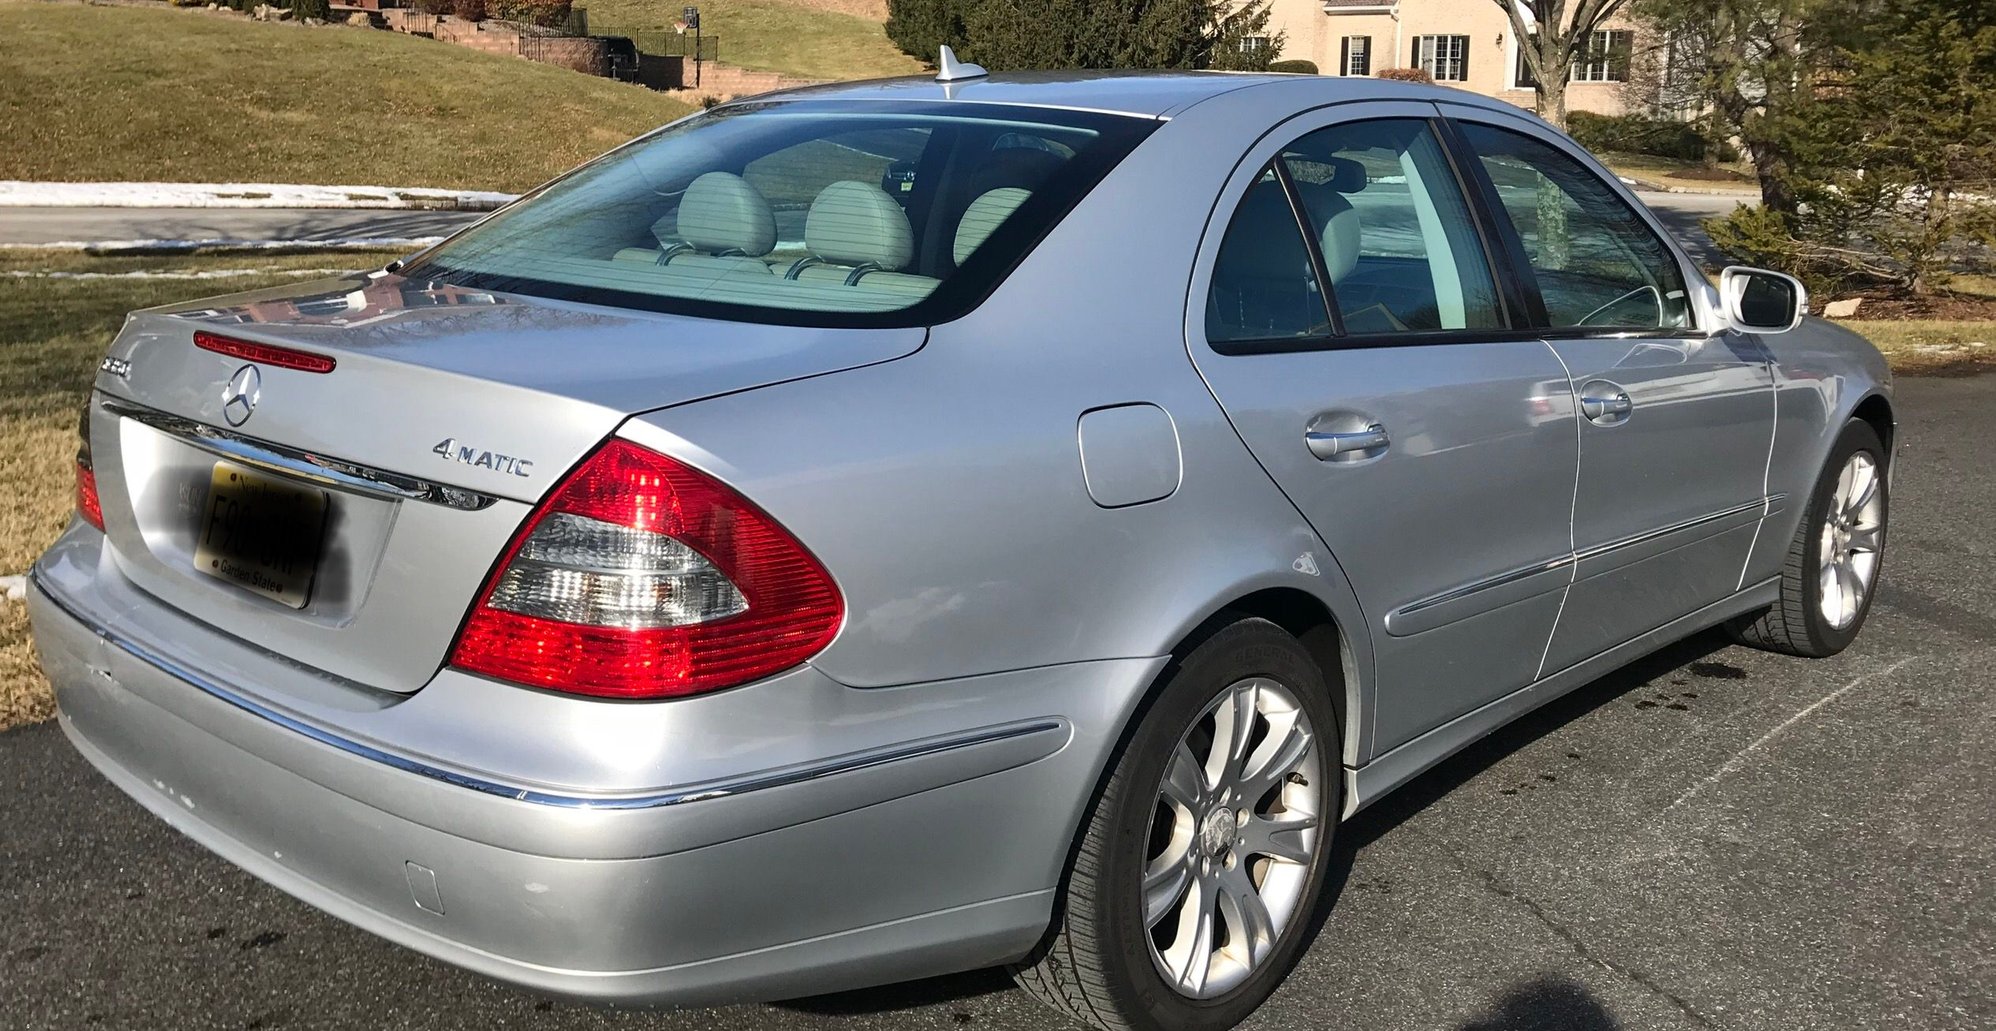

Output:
xmin=1448 ymin=111 xmax=1776 ymax=673
xmin=1186 ymin=105 xmax=1578 ymax=756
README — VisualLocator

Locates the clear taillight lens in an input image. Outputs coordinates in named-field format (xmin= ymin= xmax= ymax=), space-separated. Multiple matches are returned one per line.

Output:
xmin=448 ymin=440 xmax=842 ymax=699
xmin=485 ymin=512 xmax=748 ymax=628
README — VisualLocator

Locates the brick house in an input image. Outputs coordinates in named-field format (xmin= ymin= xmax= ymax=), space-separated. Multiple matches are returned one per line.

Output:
xmin=1259 ymin=0 xmax=1642 ymax=116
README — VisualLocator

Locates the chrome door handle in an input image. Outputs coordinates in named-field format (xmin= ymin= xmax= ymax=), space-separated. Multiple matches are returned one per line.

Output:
xmin=1306 ymin=423 xmax=1390 ymax=460
xmin=1580 ymin=392 xmax=1633 ymax=422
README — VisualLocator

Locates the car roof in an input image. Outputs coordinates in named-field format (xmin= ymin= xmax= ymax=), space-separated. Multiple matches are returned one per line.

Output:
xmin=750 ymin=70 xmax=1529 ymax=120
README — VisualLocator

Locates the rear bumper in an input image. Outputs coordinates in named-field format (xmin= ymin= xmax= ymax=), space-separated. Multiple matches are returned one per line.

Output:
xmin=29 ymin=527 xmax=1166 ymax=1005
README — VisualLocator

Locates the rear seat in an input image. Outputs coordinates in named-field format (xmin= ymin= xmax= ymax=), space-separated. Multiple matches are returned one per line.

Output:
xmin=613 ymin=171 xmax=777 ymax=277
xmin=786 ymin=181 xmax=937 ymax=296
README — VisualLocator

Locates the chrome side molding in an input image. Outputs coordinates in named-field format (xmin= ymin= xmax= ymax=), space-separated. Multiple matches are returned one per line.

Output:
xmin=100 ymin=398 xmax=499 ymax=511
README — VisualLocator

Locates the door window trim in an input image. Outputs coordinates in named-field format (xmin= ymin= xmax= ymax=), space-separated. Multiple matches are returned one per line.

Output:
xmin=1436 ymin=106 xmax=1708 ymax=339
xmin=1194 ymin=102 xmax=1530 ymax=357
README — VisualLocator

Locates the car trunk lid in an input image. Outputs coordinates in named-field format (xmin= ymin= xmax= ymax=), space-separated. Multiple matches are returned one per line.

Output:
xmin=87 ymin=271 xmax=923 ymax=693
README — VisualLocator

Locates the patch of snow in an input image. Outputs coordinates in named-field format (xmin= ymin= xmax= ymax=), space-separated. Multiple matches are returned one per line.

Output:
xmin=7 ymin=268 xmax=358 ymax=280
xmin=14 ymin=237 xmax=442 ymax=252
xmin=1 ymin=575 xmax=24 ymax=602
xmin=0 ymin=181 xmax=517 ymax=211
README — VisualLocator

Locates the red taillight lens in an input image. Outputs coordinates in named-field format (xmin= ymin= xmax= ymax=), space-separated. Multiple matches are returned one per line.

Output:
xmin=194 ymin=331 xmax=337 ymax=373
xmin=75 ymin=403 xmax=104 ymax=532
xmin=448 ymin=440 xmax=843 ymax=699
xmin=75 ymin=456 xmax=104 ymax=532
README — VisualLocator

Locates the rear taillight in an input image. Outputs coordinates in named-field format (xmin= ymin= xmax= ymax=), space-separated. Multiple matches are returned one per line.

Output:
xmin=448 ymin=440 xmax=843 ymax=699
xmin=75 ymin=405 xmax=104 ymax=532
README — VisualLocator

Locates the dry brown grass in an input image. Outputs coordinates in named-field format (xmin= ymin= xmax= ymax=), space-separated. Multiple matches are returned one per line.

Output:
xmin=0 ymin=248 xmax=404 ymax=731
xmin=771 ymin=0 xmax=886 ymax=19
xmin=0 ymin=603 xmax=50 ymax=730
xmin=1842 ymin=320 xmax=1996 ymax=376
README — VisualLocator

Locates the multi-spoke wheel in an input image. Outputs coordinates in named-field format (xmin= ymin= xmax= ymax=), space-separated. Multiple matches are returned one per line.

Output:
xmin=1731 ymin=419 xmax=1889 ymax=656
xmin=1013 ymin=618 xmax=1340 ymax=1031
xmin=1817 ymin=450 xmax=1884 ymax=630
xmin=1144 ymin=678 xmax=1323 ymax=999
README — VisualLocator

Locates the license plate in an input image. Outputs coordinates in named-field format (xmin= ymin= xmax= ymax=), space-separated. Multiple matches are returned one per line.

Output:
xmin=193 ymin=462 xmax=328 ymax=609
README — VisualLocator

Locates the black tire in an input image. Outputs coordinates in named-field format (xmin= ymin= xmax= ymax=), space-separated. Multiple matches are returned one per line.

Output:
xmin=1012 ymin=617 xmax=1341 ymax=1031
xmin=1728 ymin=419 xmax=1888 ymax=657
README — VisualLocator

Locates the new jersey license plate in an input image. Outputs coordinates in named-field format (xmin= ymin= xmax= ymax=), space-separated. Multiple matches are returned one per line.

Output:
xmin=193 ymin=462 xmax=328 ymax=609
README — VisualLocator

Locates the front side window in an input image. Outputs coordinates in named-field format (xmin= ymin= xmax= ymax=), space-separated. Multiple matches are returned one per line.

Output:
xmin=400 ymin=102 xmax=1154 ymax=327
xmin=1415 ymin=35 xmax=1470 ymax=82
xmin=1457 ymin=123 xmax=1691 ymax=331
xmin=1205 ymin=118 xmax=1503 ymax=347
xmin=1340 ymin=35 xmax=1372 ymax=76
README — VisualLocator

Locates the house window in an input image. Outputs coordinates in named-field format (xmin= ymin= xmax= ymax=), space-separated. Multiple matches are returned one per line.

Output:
xmin=1237 ymin=34 xmax=1272 ymax=55
xmin=1339 ymin=35 xmax=1372 ymax=76
xmin=1573 ymin=29 xmax=1633 ymax=82
xmin=1513 ymin=34 xmax=1537 ymax=88
xmin=1414 ymin=35 xmax=1470 ymax=82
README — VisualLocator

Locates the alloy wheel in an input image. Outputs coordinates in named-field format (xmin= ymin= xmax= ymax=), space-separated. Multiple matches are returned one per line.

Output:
xmin=1818 ymin=450 xmax=1885 ymax=630
xmin=1142 ymin=677 xmax=1325 ymax=999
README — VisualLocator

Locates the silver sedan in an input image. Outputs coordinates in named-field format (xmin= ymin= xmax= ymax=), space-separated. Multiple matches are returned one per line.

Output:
xmin=30 ymin=64 xmax=1892 ymax=1031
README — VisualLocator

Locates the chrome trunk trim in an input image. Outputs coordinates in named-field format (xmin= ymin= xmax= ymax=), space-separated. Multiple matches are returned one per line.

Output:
xmin=99 ymin=397 xmax=500 ymax=511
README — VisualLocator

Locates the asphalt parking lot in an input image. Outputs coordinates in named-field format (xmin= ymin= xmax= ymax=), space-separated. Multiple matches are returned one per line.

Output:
xmin=3 ymin=374 xmax=1991 ymax=1031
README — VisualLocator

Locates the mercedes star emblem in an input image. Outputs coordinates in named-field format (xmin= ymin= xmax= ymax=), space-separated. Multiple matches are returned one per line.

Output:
xmin=221 ymin=364 xmax=261 ymax=427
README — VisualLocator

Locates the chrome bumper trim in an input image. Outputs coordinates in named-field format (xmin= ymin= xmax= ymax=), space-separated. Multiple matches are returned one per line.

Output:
xmin=32 ymin=568 xmax=1065 ymax=811
xmin=99 ymin=397 xmax=499 ymax=511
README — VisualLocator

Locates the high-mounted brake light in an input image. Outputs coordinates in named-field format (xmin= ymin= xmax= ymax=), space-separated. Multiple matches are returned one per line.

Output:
xmin=194 ymin=331 xmax=337 ymax=374
xmin=448 ymin=440 xmax=843 ymax=699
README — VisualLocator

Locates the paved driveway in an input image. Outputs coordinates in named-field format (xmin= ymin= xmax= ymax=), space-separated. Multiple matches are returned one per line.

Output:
xmin=4 ymin=375 xmax=1990 ymax=1031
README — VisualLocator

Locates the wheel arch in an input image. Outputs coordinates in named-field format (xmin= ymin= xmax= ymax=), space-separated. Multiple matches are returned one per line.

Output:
xmin=1156 ymin=584 xmax=1368 ymax=774
xmin=1851 ymin=391 xmax=1896 ymax=464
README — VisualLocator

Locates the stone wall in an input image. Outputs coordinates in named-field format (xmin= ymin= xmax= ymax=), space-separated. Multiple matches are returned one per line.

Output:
xmin=377 ymin=11 xmax=814 ymax=98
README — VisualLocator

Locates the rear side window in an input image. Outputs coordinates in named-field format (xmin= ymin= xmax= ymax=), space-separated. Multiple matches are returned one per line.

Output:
xmin=1205 ymin=118 xmax=1502 ymax=347
xmin=1456 ymin=123 xmax=1692 ymax=331
xmin=401 ymin=102 xmax=1155 ymax=328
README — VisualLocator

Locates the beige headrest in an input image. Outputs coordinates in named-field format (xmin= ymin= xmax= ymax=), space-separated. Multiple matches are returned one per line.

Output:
xmin=805 ymin=181 xmax=914 ymax=271
xmin=953 ymin=188 xmax=1031 ymax=266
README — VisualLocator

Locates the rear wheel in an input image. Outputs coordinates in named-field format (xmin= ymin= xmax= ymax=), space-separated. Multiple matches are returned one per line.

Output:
xmin=1013 ymin=618 xmax=1340 ymax=1031
xmin=1730 ymin=419 xmax=1888 ymax=656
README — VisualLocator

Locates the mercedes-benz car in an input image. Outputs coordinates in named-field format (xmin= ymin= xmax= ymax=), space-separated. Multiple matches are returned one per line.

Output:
xmin=29 ymin=63 xmax=1892 ymax=1031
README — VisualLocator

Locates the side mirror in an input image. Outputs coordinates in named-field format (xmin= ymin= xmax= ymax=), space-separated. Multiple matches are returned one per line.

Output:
xmin=1720 ymin=266 xmax=1807 ymax=333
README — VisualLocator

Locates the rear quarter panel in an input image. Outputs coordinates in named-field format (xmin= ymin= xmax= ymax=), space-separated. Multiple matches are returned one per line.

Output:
xmin=619 ymin=94 xmax=1378 ymax=762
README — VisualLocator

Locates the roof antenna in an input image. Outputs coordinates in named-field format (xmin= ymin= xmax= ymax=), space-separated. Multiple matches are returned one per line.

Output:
xmin=936 ymin=45 xmax=987 ymax=83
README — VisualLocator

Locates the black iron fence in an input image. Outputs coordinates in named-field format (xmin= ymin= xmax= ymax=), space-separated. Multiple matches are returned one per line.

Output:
xmin=610 ymin=28 xmax=720 ymax=61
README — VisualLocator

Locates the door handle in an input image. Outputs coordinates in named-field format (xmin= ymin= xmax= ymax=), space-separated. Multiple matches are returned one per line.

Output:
xmin=1306 ymin=423 xmax=1390 ymax=460
xmin=1580 ymin=391 xmax=1633 ymax=423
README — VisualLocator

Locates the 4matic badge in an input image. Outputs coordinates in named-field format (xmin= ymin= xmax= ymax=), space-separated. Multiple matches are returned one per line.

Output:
xmin=432 ymin=438 xmax=533 ymax=477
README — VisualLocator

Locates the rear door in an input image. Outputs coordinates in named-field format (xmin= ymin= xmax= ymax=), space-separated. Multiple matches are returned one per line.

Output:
xmin=1186 ymin=103 xmax=1578 ymax=756
xmin=1445 ymin=108 xmax=1776 ymax=673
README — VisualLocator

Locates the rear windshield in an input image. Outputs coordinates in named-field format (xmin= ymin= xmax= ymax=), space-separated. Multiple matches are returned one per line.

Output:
xmin=400 ymin=101 xmax=1157 ymax=328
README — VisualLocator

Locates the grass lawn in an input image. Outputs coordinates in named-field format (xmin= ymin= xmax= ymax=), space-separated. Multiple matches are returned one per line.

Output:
xmin=1598 ymin=150 xmax=1760 ymax=194
xmin=0 ymin=247 xmax=404 ymax=730
xmin=0 ymin=1 xmax=693 ymax=192
xmin=1841 ymin=321 xmax=1996 ymax=376
xmin=579 ymin=0 xmax=922 ymax=81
